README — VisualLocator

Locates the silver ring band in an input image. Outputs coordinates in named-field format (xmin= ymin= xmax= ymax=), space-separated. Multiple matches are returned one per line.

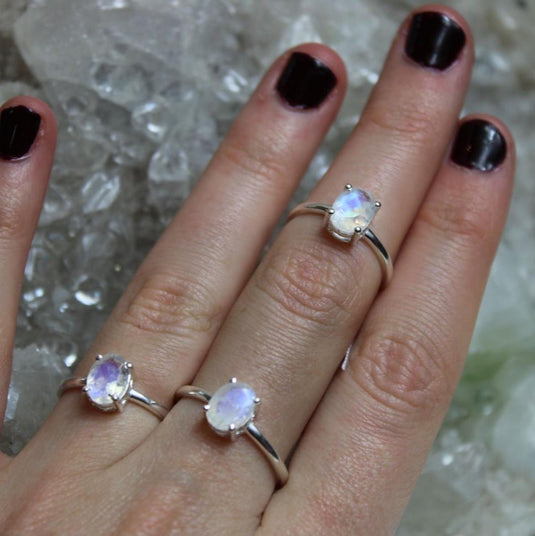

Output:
xmin=176 ymin=379 xmax=289 ymax=487
xmin=288 ymin=185 xmax=393 ymax=286
xmin=58 ymin=354 xmax=169 ymax=420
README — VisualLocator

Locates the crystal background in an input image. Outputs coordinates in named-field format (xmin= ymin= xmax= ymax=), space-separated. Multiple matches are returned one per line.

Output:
xmin=0 ymin=0 xmax=534 ymax=533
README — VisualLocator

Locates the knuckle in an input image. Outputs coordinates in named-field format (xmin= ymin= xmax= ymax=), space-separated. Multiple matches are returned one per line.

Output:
xmin=256 ymin=243 xmax=357 ymax=327
xmin=0 ymin=191 xmax=27 ymax=243
xmin=362 ymin=99 xmax=436 ymax=143
xmin=218 ymin=132 xmax=288 ymax=186
xmin=1 ymin=469 xmax=68 ymax=533
xmin=418 ymin=195 xmax=490 ymax=246
xmin=119 ymin=474 xmax=202 ymax=534
xmin=351 ymin=326 xmax=452 ymax=416
xmin=301 ymin=483 xmax=357 ymax=536
xmin=118 ymin=272 xmax=222 ymax=340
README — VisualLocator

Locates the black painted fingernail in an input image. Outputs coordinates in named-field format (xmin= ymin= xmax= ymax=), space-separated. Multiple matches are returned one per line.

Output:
xmin=0 ymin=105 xmax=41 ymax=160
xmin=451 ymin=119 xmax=507 ymax=172
xmin=276 ymin=52 xmax=337 ymax=110
xmin=405 ymin=12 xmax=466 ymax=70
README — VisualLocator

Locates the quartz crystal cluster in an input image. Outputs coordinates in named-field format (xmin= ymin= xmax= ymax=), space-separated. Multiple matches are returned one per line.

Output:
xmin=0 ymin=0 xmax=534 ymax=533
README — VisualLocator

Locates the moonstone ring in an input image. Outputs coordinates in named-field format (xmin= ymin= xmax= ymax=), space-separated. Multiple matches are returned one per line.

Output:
xmin=288 ymin=184 xmax=393 ymax=286
xmin=58 ymin=354 xmax=169 ymax=419
xmin=175 ymin=378 xmax=289 ymax=487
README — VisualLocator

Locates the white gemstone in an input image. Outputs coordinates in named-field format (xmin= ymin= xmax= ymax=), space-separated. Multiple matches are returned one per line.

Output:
xmin=328 ymin=188 xmax=378 ymax=241
xmin=85 ymin=354 xmax=131 ymax=410
xmin=206 ymin=381 xmax=257 ymax=435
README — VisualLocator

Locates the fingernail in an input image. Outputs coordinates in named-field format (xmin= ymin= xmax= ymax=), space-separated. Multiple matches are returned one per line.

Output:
xmin=276 ymin=52 xmax=337 ymax=110
xmin=405 ymin=12 xmax=466 ymax=70
xmin=0 ymin=105 xmax=42 ymax=160
xmin=451 ymin=119 xmax=507 ymax=172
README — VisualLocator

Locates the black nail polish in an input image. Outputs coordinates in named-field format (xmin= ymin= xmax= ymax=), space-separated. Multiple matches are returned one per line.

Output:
xmin=276 ymin=52 xmax=337 ymax=110
xmin=405 ymin=12 xmax=466 ymax=70
xmin=0 ymin=105 xmax=41 ymax=160
xmin=451 ymin=119 xmax=507 ymax=172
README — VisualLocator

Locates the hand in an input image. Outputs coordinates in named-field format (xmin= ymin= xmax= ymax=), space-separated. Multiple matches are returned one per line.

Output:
xmin=0 ymin=6 xmax=514 ymax=535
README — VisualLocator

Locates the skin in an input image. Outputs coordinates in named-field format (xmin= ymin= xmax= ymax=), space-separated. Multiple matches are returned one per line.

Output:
xmin=0 ymin=5 xmax=515 ymax=535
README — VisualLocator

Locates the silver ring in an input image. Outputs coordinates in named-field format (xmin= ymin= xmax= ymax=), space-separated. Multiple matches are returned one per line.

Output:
xmin=288 ymin=184 xmax=393 ymax=286
xmin=175 ymin=378 xmax=288 ymax=487
xmin=58 ymin=354 xmax=169 ymax=420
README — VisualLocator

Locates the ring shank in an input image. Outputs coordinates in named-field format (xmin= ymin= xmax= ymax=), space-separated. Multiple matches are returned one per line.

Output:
xmin=363 ymin=228 xmax=393 ymax=285
xmin=58 ymin=377 xmax=85 ymax=394
xmin=129 ymin=388 xmax=169 ymax=419
xmin=176 ymin=385 xmax=289 ymax=486
xmin=245 ymin=422 xmax=288 ymax=486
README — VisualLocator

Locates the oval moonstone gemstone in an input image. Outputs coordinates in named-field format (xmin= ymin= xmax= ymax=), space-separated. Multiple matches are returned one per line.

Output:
xmin=328 ymin=187 xmax=377 ymax=242
xmin=206 ymin=381 xmax=257 ymax=435
xmin=85 ymin=354 xmax=131 ymax=410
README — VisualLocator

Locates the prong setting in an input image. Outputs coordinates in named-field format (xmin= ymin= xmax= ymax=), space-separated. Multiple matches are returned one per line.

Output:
xmin=111 ymin=394 xmax=124 ymax=412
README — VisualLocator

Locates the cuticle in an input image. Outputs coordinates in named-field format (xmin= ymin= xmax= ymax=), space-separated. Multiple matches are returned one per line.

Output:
xmin=3 ymin=151 xmax=35 ymax=163
xmin=449 ymin=159 xmax=504 ymax=174
xmin=282 ymin=90 xmax=337 ymax=112
xmin=402 ymin=47 xmax=465 ymax=74
xmin=275 ymin=84 xmax=338 ymax=112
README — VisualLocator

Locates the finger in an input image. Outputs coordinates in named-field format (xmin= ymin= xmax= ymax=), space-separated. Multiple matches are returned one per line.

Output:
xmin=36 ymin=45 xmax=346 ymax=459
xmin=0 ymin=98 xmax=57 ymax=457
xmin=158 ymin=4 xmax=472 ymax=524
xmin=263 ymin=116 xmax=513 ymax=535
